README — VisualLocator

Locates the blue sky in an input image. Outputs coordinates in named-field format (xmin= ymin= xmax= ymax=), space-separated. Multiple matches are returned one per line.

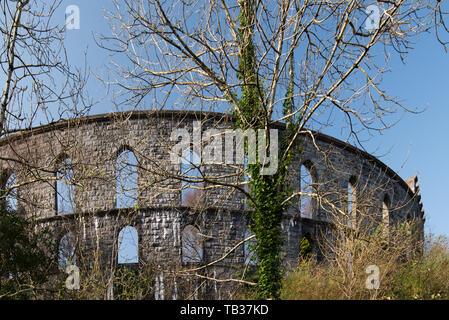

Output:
xmin=349 ymin=31 xmax=449 ymax=239
xmin=55 ymin=1 xmax=449 ymax=238
xmin=365 ymin=33 xmax=449 ymax=238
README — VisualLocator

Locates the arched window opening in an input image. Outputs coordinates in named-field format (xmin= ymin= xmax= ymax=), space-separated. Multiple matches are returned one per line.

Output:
xmin=181 ymin=149 xmax=204 ymax=208
xmin=382 ymin=194 xmax=391 ymax=228
xmin=405 ymin=213 xmax=413 ymax=238
xmin=348 ymin=177 xmax=357 ymax=227
xmin=58 ymin=232 xmax=76 ymax=270
xmin=181 ymin=225 xmax=203 ymax=263
xmin=5 ymin=173 xmax=17 ymax=212
xmin=299 ymin=234 xmax=313 ymax=260
xmin=56 ymin=158 xmax=74 ymax=215
xmin=244 ymin=227 xmax=257 ymax=266
xmin=300 ymin=163 xmax=314 ymax=219
xmin=116 ymin=149 xmax=138 ymax=209
xmin=117 ymin=226 xmax=139 ymax=264
xmin=406 ymin=213 xmax=412 ymax=223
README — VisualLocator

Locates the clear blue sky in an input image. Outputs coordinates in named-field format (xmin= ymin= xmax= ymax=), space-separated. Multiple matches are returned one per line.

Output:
xmin=362 ymin=33 xmax=449 ymax=239
xmin=56 ymin=1 xmax=449 ymax=238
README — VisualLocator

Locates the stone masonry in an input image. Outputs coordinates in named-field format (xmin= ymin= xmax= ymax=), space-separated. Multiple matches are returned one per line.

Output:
xmin=0 ymin=110 xmax=425 ymax=299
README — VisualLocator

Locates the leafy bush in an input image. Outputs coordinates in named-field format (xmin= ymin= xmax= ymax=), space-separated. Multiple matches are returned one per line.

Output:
xmin=0 ymin=204 xmax=56 ymax=299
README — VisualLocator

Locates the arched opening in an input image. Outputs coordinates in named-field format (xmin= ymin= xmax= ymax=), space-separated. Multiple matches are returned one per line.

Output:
xmin=348 ymin=176 xmax=357 ymax=227
xmin=58 ymin=232 xmax=76 ymax=270
xmin=56 ymin=157 xmax=74 ymax=215
xmin=117 ymin=226 xmax=139 ymax=264
xmin=244 ymin=227 xmax=257 ymax=266
xmin=382 ymin=194 xmax=391 ymax=228
xmin=300 ymin=162 xmax=314 ymax=219
xmin=181 ymin=225 xmax=203 ymax=263
xmin=299 ymin=233 xmax=313 ymax=261
xmin=116 ymin=149 xmax=138 ymax=209
xmin=5 ymin=173 xmax=17 ymax=212
xmin=181 ymin=148 xmax=204 ymax=208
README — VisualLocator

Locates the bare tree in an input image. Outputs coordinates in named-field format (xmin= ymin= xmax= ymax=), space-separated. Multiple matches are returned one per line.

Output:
xmin=0 ymin=0 xmax=93 ymax=210
xmin=0 ymin=0 xmax=93 ymax=298
xmin=99 ymin=0 xmax=446 ymax=132
xmin=0 ymin=0 xmax=443 ymax=300
xmin=95 ymin=0 xmax=446 ymax=299
xmin=0 ymin=0 xmax=91 ymax=136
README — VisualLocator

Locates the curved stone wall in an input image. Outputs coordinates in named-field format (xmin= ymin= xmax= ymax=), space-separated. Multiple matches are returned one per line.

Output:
xmin=0 ymin=110 xmax=424 ymax=299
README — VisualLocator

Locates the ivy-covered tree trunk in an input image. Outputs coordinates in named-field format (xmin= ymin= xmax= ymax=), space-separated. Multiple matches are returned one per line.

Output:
xmin=247 ymin=172 xmax=286 ymax=299
xmin=236 ymin=0 xmax=298 ymax=300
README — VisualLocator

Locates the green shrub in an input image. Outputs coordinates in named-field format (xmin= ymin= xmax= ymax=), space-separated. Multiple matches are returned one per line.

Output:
xmin=0 ymin=204 xmax=56 ymax=299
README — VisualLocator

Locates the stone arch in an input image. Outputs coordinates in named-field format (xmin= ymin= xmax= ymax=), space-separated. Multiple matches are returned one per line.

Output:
xmin=406 ymin=213 xmax=412 ymax=222
xmin=55 ymin=155 xmax=75 ymax=215
xmin=181 ymin=148 xmax=204 ymax=208
xmin=115 ymin=147 xmax=138 ymax=209
xmin=243 ymin=226 xmax=257 ymax=266
xmin=117 ymin=225 xmax=139 ymax=264
xmin=0 ymin=170 xmax=18 ymax=212
xmin=5 ymin=172 xmax=18 ymax=212
xmin=300 ymin=160 xmax=317 ymax=219
xmin=181 ymin=224 xmax=203 ymax=263
xmin=348 ymin=175 xmax=358 ymax=226
xmin=382 ymin=193 xmax=391 ymax=227
xmin=114 ymin=144 xmax=136 ymax=158
xmin=299 ymin=232 xmax=313 ymax=260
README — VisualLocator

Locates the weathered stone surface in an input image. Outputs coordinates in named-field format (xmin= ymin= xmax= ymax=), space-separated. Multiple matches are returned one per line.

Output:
xmin=0 ymin=110 xmax=424 ymax=299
